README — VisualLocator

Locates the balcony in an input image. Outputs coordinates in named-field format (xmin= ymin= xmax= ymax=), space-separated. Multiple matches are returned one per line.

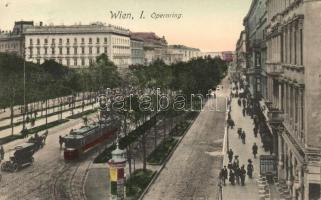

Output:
xmin=267 ymin=63 xmax=284 ymax=76
xmin=267 ymin=108 xmax=284 ymax=124
xmin=246 ymin=67 xmax=261 ymax=75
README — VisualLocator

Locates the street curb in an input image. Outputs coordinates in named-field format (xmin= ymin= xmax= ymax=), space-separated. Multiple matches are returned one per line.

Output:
xmin=138 ymin=112 xmax=200 ymax=200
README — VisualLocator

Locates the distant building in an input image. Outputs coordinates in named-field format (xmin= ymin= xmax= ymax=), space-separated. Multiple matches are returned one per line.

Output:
xmin=164 ymin=45 xmax=200 ymax=64
xmin=0 ymin=21 xmax=132 ymax=69
xmin=235 ymin=30 xmax=247 ymax=72
xmin=201 ymin=52 xmax=223 ymax=59
xmin=130 ymin=34 xmax=144 ymax=65
xmin=0 ymin=21 xmax=34 ymax=57
xmin=23 ymin=22 xmax=131 ymax=69
xmin=131 ymin=32 xmax=167 ymax=65
xmin=201 ymin=51 xmax=234 ymax=62
xmin=221 ymin=51 xmax=234 ymax=62
xmin=243 ymin=0 xmax=268 ymax=100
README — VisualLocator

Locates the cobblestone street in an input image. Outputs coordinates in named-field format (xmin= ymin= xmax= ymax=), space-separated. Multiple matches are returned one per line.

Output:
xmin=142 ymin=78 xmax=229 ymax=200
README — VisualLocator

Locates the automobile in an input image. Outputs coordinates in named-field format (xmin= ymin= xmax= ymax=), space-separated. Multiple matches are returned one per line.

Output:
xmin=1 ymin=143 xmax=35 ymax=172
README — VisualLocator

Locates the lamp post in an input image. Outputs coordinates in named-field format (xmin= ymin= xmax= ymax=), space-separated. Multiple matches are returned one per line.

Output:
xmin=319 ymin=136 xmax=321 ymax=200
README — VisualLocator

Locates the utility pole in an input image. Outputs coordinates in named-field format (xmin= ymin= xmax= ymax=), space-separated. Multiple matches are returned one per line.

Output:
xmin=22 ymin=45 xmax=26 ymax=130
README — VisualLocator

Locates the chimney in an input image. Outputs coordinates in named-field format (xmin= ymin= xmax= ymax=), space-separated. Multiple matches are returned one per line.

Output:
xmin=40 ymin=21 xmax=43 ymax=26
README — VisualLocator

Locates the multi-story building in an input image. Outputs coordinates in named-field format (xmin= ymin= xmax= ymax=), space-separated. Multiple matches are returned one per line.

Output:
xmin=23 ymin=23 xmax=131 ymax=69
xmin=131 ymin=32 xmax=167 ymax=65
xmin=130 ymin=35 xmax=144 ymax=66
xmin=0 ymin=21 xmax=34 ymax=57
xmin=235 ymin=30 xmax=247 ymax=74
xmin=1 ymin=21 xmax=132 ymax=69
xmin=243 ymin=0 xmax=268 ymax=100
xmin=264 ymin=0 xmax=321 ymax=199
xmin=164 ymin=45 xmax=201 ymax=64
xmin=201 ymin=51 xmax=223 ymax=59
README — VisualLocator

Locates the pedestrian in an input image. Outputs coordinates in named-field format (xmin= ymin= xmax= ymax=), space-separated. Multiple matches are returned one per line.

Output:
xmin=233 ymin=155 xmax=239 ymax=169
xmin=252 ymin=143 xmax=258 ymax=158
xmin=228 ymin=149 xmax=234 ymax=162
xmin=235 ymin=166 xmax=240 ymax=185
xmin=222 ymin=166 xmax=228 ymax=186
xmin=241 ymin=131 xmax=246 ymax=144
xmin=240 ymin=165 xmax=247 ymax=186
xmin=237 ymin=128 xmax=242 ymax=139
xmin=237 ymin=98 xmax=241 ymax=106
xmin=242 ymin=107 xmax=246 ymax=117
xmin=229 ymin=170 xmax=235 ymax=185
xmin=242 ymin=98 xmax=246 ymax=108
xmin=253 ymin=126 xmax=258 ymax=138
xmin=247 ymin=160 xmax=254 ymax=179
xmin=227 ymin=161 xmax=233 ymax=170
xmin=0 ymin=145 xmax=4 ymax=161
xmin=230 ymin=119 xmax=235 ymax=129
xmin=219 ymin=167 xmax=228 ymax=186
xmin=59 ymin=135 xmax=64 ymax=149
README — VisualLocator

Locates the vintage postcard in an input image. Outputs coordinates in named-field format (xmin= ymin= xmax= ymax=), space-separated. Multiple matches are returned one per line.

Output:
xmin=0 ymin=0 xmax=320 ymax=199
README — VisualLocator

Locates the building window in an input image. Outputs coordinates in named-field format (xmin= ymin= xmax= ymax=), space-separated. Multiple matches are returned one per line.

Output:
xmin=29 ymin=47 xmax=33 ymax=58
xmin=97 ymin=47 xmax=100 ymax=54
xmin=300 ymin=29 xmax=303 ymax=65
xmin=37 ymin=39 xmax=40 ymax=45
xmin=104 ymin=37 xmax=107 ymax=43
xmin=89 ymin=38 xmax=92 ymax=44
xmin=104 ymin=47 xmax=107 ymax=54
xmin=74 ymin=47 xmax=77 ymax=55
xmin=97 ymin=38 xmax=100 ymax=43
xmin=52 ymin=39 xmax=55 ymax=45
xmin=66 ymin=58 xmax=70 ymax=66
xmin=59 ymin=47 xmax=62 ymax=55
xmin=59 ymin=38 xmax=62 ymax=44
xmin=89 ymin=47 xmax=92 ymax=54
xmin=66 ymin=38 xmax=70 ymax=44
xmin=30 ymin=39 xmax=33 ymax=45
xmin=44 ymin=39 xmax=48 ymax=44
xmin=81 ymin=58 xmax=85 ymax=65
xmin=89 ymin=58 xmax=93 ymax=65
xmin=74 ymin=58 xmax=77 ymax=66
xmin=44 ymin=47 xmax=48 ymax=55
xmin=74 ymin=38 xmax=77 ymax=44
xmin=81 ymin=47 xmax=85 ymax=54
xmin=37 ymin=47 xmax=40 ymax=55
xmin=67 ymin=47 xmax=70 ymax=55
xmin=81 ymin=38 xmax=85 ymax=44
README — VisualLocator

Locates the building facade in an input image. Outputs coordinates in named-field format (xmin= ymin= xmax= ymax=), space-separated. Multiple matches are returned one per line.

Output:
xmin=164 ymin=45 xmax=200 ymax=64
xmin=0 ymin=21 xmax=34 ymax=57
xmin=244 ymin=0 xmax=268 ymax=100
xmin=131 ymin=32 xmax=167 ymax=65
xmin=23 ymin=23 xmax=131 ymax=69
xmin=235 ymin=30 xmax=247 ymax=73
xmin=130 ymin=35 xmax=144 ymax=65
xmin=1 ymin=22 xmax=132 ymax=69
xmin=265 ymin=0 xmax=321 ymax=199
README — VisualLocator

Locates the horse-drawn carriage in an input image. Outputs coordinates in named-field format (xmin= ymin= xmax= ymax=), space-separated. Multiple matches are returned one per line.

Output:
xmin=1 ymin=143 xmax=35 ymax=172
xmin=27 ymin=130 xmax=48 ymax=150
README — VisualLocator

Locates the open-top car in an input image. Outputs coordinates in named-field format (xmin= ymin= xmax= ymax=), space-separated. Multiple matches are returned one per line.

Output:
xmin=1 ymin=143 xmax=36 ymax=172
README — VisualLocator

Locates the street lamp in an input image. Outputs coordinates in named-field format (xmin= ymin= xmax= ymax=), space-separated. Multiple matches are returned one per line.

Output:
xmin=319 ymin=136 xmax=321 ymax=200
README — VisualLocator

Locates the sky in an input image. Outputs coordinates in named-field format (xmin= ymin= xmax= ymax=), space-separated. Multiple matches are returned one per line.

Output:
xmin=0 ymin=0 xmax=252 ymax=52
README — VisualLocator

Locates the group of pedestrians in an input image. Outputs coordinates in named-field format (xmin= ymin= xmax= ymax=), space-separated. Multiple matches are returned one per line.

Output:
xmin=219 ymin=81 xmax=262 ymax=187
xmin=220 ymin=149 xmax=253 ymax=186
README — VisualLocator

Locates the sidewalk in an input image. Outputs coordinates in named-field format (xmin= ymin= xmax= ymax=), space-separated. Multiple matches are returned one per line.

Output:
xmin=222 ymin=96 xmax=269 ymax=200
